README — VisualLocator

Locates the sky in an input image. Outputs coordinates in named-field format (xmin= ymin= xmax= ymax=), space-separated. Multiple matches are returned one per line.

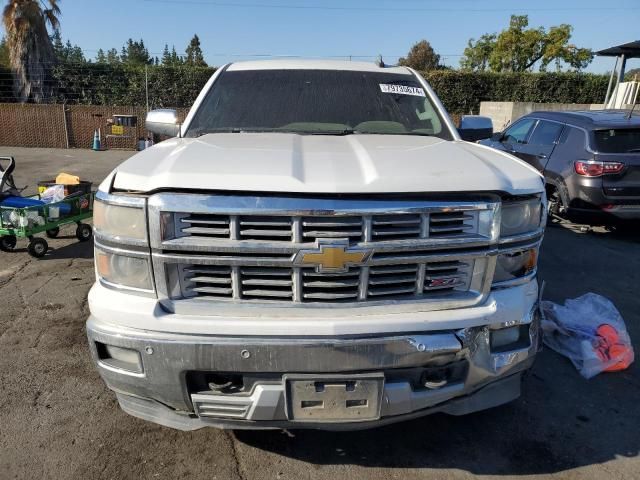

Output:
xmin=22 ymin=0 xmax=640 ymax=73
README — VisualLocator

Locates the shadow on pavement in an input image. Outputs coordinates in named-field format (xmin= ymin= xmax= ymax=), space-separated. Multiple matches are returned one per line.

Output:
xmin=42 ymin=238 xmax=94 ymax=260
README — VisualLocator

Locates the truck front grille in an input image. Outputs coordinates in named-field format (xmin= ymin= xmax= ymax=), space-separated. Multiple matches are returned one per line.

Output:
xmin=176 ymin=259 xmax=474 ymax=303
xmin=150 ymin=194 xmax=498 ymax=308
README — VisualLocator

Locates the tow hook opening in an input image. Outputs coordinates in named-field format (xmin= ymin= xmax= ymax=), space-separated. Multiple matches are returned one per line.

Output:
xmin=206 ymin=373 xmax=245 ymax=394
xmin=416 ymin=361 xmax=468 ymax=391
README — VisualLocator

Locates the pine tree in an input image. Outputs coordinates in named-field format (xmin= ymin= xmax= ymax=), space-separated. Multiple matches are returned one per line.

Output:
xmin=185 ymin=34 xmax=207 ymax=67
xmin=106 ymin=48 xmax=119 ymax=64
xmin=95 ymin=48 xmax=107 ymax=64
xmin=120 ymin=38 xmax=152 ymax=65
xmin=51 ymin=29 xmax=64 ymax=60
xmin=161 ymin=44 xmax=171 ymax=65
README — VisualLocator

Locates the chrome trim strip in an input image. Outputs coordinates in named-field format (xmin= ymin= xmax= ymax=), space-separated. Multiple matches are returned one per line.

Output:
xmin=148 ymin=193 xmax=498 ymax=217
xmin=154 ymin=248 xmax=496 ymax=268
xmin=492 ymin=271 xmax=537 ymax=289
xmin=156 ymin=236 xmax=495 ymax=253
xmin=497 ymin=238 xmax=542 ymax=254
xmin=498 ymin=228 xmax=545 ymax=246
xmin=94 ymin=240 xmax=152 ymax=259
xmin=96 ymin=190 xmax=146 ymax=208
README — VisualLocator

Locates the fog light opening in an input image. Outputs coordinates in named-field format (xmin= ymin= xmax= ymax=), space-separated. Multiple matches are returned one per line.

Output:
xmin=96 ymin=342 xmax=143 ymax=373
xmin=490 ymin=325 xmax=530 ymax=353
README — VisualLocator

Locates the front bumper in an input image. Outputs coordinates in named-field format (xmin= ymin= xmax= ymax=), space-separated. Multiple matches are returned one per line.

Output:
xmin=86 ymin=283 xmax=541 ymax=430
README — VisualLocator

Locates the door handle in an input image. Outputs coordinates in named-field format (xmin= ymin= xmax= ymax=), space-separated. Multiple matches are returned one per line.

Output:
xmin=536 ymin=153 xmax=548 ymax=159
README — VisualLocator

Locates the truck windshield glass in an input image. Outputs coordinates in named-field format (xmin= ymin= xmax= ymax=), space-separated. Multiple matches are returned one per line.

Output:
xmin=186 ymin=69 xmax=450 ymax=139
xmin=593 ymin=128 xmax=640 ymax=153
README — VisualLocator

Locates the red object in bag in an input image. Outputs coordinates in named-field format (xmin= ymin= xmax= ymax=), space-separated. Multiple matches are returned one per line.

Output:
xmin=594 ymin=324 xmax=634 ymax=372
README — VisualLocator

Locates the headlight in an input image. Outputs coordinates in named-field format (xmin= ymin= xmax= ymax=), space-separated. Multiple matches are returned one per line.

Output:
xmin=493 ymin=248 xmax=537 ymax=284
xmin=95 ymin=248 xmax=153 ymax=291
xmin=94 ymin=199 xmax=146 ymax=241
xmin=500 ymin=198 xmax=542 ymax=238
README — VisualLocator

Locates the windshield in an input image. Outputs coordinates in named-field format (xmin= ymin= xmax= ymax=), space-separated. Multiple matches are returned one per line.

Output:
xmin=593 ymin=128 xmax=640 ymax=153
xmin=185 ymin=69 xmax=451 ymax=139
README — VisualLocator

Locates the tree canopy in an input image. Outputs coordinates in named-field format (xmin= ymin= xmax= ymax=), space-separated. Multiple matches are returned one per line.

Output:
xmin=461 ymin=15 xmax=593 ymax=72
xmin=398 ymin=40 xmax=441 ymax=71
xmin=120 ymin=38 xmax=152 ymax=65
xmin=185 ymin=34 xmax=207 ymax=67
xmin=3 ymin=0 xmax=60 ymax=101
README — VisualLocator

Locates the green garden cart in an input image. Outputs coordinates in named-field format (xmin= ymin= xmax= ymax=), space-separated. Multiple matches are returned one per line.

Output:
xmin=0 ymin=156 xmax=93 ymax=258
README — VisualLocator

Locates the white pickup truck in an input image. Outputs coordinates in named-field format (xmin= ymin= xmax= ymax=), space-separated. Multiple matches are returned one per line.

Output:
xmin=87 ymin=60 xmax=545 ymax=430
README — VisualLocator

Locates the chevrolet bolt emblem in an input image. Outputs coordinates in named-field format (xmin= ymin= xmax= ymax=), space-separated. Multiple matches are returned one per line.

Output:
xmin=294 ymin=241 xmax=373 ymax=273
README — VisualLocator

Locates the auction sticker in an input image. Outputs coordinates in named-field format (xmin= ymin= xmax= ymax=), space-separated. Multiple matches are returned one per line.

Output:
xmin=379 ymin=84 xmax=425 ymax=97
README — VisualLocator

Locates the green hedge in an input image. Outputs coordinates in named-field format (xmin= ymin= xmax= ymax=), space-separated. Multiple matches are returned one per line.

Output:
xmin=0 ymin=64 xmax=610 ymax=114
xmin=423 ymin=70 xmax=609 ymax=114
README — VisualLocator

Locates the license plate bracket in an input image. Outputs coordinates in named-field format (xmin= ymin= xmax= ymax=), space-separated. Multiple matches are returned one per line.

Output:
xmin=284 ymin=373 xmax=384 ymax=423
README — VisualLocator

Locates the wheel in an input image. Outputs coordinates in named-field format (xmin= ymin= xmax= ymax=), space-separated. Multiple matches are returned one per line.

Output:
xmin=0 ymin=235 xmax=17 ymax=252
xmin=27 ymin=238 xmax=48 ymax=258
xmin=546 ymin=188 xmax=565 ymax=225
xmin=76 ymin=223 xmax=93 ymax=242
xmin=46 ymin=227 xmax=60 ymax=238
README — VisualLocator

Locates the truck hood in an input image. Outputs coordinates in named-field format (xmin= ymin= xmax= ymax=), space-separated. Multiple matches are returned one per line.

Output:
xmin=110 ymin=133 xmax=543 ymax=195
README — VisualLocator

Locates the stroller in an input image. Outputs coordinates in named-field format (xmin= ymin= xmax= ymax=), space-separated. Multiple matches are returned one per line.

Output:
xmin=0 ymin=156 xmax=94 ymax=258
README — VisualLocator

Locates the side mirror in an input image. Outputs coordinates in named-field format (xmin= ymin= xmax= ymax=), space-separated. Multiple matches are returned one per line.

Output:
xmin=458 ymin=115 xmax=494 ymax=142
xmin=146 ymin=109 xmax=181 ymax=137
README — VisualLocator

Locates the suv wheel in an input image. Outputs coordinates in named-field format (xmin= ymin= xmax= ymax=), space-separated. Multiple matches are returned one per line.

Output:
xmin=547 ymin=187 xmax=564 ymax=224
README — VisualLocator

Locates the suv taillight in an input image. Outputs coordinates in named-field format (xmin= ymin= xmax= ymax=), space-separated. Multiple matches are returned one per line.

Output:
xmin=574 ymin=161 xmax=624 ymax=177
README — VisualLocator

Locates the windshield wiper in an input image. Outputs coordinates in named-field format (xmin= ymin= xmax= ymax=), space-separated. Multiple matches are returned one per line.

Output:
xmin=626 ymin=148 xmax=640 ymax=153
xmin=306 ymin=129 xmax=358 ymax=136
xmin=194 ymin=128 xmax=243 ymax=137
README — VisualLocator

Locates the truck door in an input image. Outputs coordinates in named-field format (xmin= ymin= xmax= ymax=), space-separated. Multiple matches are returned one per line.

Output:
xmin=516 ymin=120 xmax=565 ymax=173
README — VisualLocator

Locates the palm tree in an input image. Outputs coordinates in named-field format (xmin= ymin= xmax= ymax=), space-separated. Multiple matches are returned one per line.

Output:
xmin=3 ymin=0 xmax=60 ymax=102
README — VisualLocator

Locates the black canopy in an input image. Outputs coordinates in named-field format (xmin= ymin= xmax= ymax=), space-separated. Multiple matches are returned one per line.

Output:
xmin=596 ymin=41 xmax=640 ymax=58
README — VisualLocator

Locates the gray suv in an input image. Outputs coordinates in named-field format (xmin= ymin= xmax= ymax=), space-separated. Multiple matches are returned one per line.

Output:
xmin=480 ymin=110 xmax=640 ymax=225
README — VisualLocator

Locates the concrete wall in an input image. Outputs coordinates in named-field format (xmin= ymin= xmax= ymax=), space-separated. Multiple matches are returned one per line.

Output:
xmin=479 ymin=102 xmax=606 ymax=131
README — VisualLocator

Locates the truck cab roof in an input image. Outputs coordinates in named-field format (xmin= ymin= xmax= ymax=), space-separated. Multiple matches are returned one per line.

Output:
xmin=226 ymin=59 xmax=412 ymax=75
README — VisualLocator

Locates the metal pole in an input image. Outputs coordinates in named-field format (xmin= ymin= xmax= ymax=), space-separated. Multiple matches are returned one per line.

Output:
xmin=62 ymin=103 xmax=69 ymax=149
xmin=609 ymin=54 xmax=627 ymax=108
xmin=145 ymin=65 xmax=150 ymax=113
xmin=604 ymin=56 xmax=619 ymax=106
xmin=618 ymin=54 xmax=627 ymax=83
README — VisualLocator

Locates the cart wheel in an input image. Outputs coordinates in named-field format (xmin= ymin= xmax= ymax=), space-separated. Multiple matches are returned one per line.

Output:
xmin=46 ymin=227 xmax=60 ymax=238
xmin=76 ymin=223 xmax=93 ymax=242
xmin=27 ymin=238 xmax=48 ymax=258
xmin=0 ymin=235 xmax=17 ymax=252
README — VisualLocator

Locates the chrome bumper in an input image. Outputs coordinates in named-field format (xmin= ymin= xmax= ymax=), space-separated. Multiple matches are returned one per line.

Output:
xmin=86 ymin=305 xmax=540 ymax=431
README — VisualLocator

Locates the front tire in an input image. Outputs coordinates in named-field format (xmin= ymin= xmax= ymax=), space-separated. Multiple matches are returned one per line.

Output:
xmin=76 ymin=223 xmax=92 ymax=242
xmin=27 ymin=238 xmax=48 ymax=258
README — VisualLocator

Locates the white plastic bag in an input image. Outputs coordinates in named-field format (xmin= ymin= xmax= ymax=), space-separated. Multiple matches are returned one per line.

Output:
xmin=40 ymin=184 xmax=65 ymax=204
xmin=541 ymin=293 xmax=634 ymax=378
